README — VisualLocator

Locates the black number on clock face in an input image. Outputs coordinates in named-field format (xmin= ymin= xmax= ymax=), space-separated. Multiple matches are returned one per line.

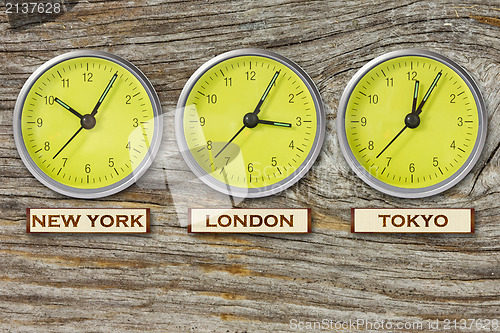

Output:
xmin=340 ymin=52 xmax=484 ymax=198
xmin=178 ymin=52 xmax=323 ymax=198
xmin=83 ymin=72 xmax=93 ymax=82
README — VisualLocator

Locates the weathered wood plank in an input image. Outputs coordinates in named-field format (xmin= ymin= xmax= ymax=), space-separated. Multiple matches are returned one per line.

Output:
xmin=0 ymin=0 xmax=499 ymax=332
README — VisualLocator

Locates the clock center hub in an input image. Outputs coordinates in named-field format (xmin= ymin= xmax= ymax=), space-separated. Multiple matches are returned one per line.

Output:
xmin=405 ymin=113 xmax=420 ymax=129
xmin=81 ymin=114 xmax=96 ymax=130
xmin=243 ymin=112 xmax=259 ymax=128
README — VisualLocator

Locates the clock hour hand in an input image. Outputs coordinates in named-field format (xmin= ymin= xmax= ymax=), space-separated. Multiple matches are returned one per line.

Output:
xmin=214 ymin=112 xmax=292 ymax=159
xmin=55 ymin=98 xmax=83 ymax=119
xmin=258 ymin=119 xmax=292 ymax=127
xmin=403 ymin=80 xmax=421 ymax=129
xmin=252 ymin=70 xmax=280 ymax=115
xmin=411 ymin=80 xmax=420 ymax=114
xmin=91 ymin=72 xmax=118 ymax=116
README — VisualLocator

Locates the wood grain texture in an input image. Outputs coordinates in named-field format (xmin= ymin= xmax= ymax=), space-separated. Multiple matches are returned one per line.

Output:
xmin=1 ymin=0 xmax=499 ymax=332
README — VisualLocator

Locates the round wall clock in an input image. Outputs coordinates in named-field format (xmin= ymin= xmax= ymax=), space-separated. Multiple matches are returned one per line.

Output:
xmin=337 ymin=49 xmax=487 ymax=198
xmin=13 ymin=50 xmax=162 ymax=198
xmin=176 ymin=49 xmax=325 ymax=198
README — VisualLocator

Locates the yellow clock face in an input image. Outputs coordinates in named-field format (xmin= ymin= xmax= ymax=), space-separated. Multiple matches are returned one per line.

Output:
xmin=14 ymin=51 xmax=162 ymax=198
xmin=176 ymin=49 xmax=325 ymax=198
xmin=338 ymin=50 xmax=487 ymax=198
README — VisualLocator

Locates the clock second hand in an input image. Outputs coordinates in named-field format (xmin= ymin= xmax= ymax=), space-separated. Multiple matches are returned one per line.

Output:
xmin=53 ymin=126 xmax=83 ymax=159
xmin=376 ymin=72 xmax=441 ymax=159
xmin=214 ymin=70 xmax=281 ymax=158
xmin=53 ymin=72 xmax=119 ymax=160
xmin=52 ymin=109 xmax=101 ymax=159
xmin=214 ymin=124 xmax=245 ymax=159
xmin=376 ymin=80 xmax=419 ymax=159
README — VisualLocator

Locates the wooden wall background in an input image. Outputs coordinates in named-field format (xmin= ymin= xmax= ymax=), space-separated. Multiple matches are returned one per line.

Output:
xmin=0 ymin=0 xmax=499 ymax=332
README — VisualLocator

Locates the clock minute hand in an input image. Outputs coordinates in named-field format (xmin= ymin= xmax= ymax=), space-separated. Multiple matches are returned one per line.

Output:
xmin=404 ymin=72 xmax=442 ymax=131
xmin=414 ymin=71 xmax=442 ymax=116
xmin=91 ymin=72 xmax=118 ymax=116
xmin=252 ymin=70 xmax=280 ymax=115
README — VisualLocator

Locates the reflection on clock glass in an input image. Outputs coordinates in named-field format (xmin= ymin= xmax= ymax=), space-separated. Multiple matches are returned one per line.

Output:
xmin=177 ymin=51 xmax=325 ymax=198
xmin=337 ymin=50 xmax=486 ymax=198
xmin=18 ymin=55 xmax=156 ymax=191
